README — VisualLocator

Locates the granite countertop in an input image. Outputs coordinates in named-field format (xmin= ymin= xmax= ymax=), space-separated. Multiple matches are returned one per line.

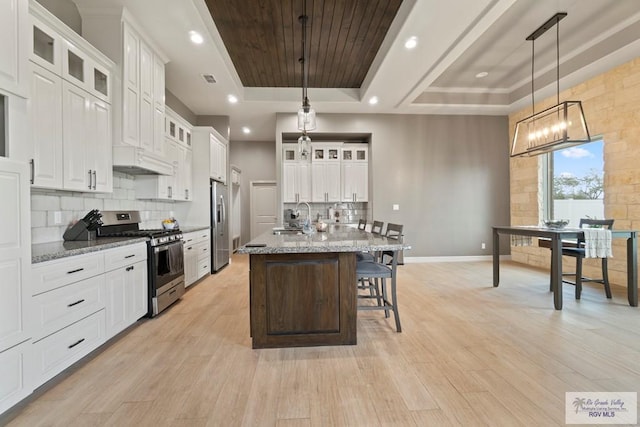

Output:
xmin=32 ymin=237 xmax=148 ymax=264
xmin=237 ymin=224 xmax=410 ymax=255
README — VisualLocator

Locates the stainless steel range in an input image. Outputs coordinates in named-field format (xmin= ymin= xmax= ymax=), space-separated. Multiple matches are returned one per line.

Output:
xmin=97 ymin=210 xmax=185 ymax=317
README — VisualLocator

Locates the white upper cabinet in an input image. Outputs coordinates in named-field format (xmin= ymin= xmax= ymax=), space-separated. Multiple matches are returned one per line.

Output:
xmin=122 ymin=24 xmax=139 ymax=147
xmin=282 ymin=144 xmax=311 ymax=203
xmin=78 ymin=8 xmax=167 ymax=157
xmin=0 ymin=0 xmax=28 ymax=97
xmin=341 ymin=145 xmax=368 ymax=202
xmin=28 ymin=3 xmax=114 ymax=193
xmin=209 ymin=132 xmax=227 ymax=183
xmin=30 ymin=64 xmax=63 ymax=189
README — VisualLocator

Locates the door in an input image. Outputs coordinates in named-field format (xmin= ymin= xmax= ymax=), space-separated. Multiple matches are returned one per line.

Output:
xmin=250 ymin=181 xmax=277 ymax=240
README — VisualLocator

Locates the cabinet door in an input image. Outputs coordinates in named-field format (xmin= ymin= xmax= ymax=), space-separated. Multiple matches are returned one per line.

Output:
xmin=139 ymin=41 xmax=153 ymax=152
xmin=297 ymin=161 xmax=311 ymax=202
xmin=122 ymin=25 xmax=139 ymax=146
xmin=218 ymin=141 xmax=227 ymax=183
xmin=282 ymin=162 xmax=297 ymax=203
xmin=30 ymin=16 xmax=62 ymax=75
xmin=153 ymin=55 xmax=164 ymax=109
xmin=153 ymin=105 xmax=165 ymax=156
xmin=0 ymin=0 xmax=28 ymax=97
xmin=62 ymin=80 xmax=90 ymax=191
xmin=0 ymin=157 xmax=31 ymax=352
xmin=311 ymin=163 xmax=326 ymax=202
xmin=87 ymin=96 xmax=112 ymax=192
xmin=0 ymin=340 xmax=32 ymax=415
xmin=129 ymin=261 xmax=148 ymax=321
xmin=183 ymin=242 xmax=198 ymax=287
xmin=30 ymin=64 xmax=63 ymax=189
xmin=342 ymin=162 xmax=368 ymax=202
xmin=183 ymin=147 xmax=193 ymax=201
xmin=104 ymin=260 xmax=146 ymax=338
xmin=325 ymin=162 xmax=342 ymax=202
xmin=209 ymin=133 xmax=220 ymax=179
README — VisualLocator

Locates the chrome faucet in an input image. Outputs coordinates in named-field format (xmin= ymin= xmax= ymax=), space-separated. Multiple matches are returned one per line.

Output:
xmin=295 ymin=201 xmax=312 ymax=226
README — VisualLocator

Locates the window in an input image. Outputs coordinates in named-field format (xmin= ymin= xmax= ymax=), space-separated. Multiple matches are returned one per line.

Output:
xmin=543 ymin=139 xmax=604 ymax=227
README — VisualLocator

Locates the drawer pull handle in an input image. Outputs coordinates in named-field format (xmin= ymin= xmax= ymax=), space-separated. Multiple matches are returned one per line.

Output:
xmin=67 ymin=299 xmax=85 ymax=307
xmin=124 ymin=254 xmax=135 ymax=259
xmin=67 ymin=268 xmax=84 ymax=274
xmin=68 ymin=338 xmax=85 ymax=349
xmin=126 ymin=266 xmax=134 ymax=271
xmin=169 ymin=289 xmax=177 ymax=295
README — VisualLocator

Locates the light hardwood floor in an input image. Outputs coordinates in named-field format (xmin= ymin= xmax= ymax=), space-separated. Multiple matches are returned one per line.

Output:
xmin=3 ymin=254 xmax=640 ymax=426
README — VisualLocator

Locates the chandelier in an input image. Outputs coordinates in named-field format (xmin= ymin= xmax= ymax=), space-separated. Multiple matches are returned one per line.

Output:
xmin=511 ymin=13 xmax=591 ymax=157
xmin=297 ymin=0 xmax=315 ymax=157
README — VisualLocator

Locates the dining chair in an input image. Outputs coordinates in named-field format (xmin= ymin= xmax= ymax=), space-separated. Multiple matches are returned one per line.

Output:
xmin=555 ymin=218 xmax=615 ymax=299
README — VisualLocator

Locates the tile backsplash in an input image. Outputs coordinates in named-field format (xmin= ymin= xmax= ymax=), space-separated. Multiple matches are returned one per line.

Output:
xmin=31 ymin=172 xmax=177 ymax=244
xmin=283 ymin=202 xmax=368 ymax=225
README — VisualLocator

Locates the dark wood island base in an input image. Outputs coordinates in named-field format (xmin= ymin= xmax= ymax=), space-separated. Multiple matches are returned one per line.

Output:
xmin=249 ymin=252 xmax=357 ymax=349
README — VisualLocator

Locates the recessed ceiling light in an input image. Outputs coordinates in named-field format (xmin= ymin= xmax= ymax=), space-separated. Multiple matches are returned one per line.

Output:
xmin=368 ymin=96 xmax=379 ymax=105
xmin=404 ymin=36 xmax=418 ymax=49
xmin=242 ymin=126 xmax=251 ymax=134
xmin=189 ymin=31 xmax=203 ymax=45
xmin=227 ymin=94 xmax=238 ymax=104
xmin=475 ymin=71 xmax=489 ymax=78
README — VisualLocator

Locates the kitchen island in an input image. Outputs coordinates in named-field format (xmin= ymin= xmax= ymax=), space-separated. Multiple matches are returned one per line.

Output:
xmin=238 ymin=225 xmax=409 ymax=349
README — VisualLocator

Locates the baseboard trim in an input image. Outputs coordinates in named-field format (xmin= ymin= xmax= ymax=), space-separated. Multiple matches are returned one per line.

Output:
xmin=404 ymin=255 xmax=512 ymax=263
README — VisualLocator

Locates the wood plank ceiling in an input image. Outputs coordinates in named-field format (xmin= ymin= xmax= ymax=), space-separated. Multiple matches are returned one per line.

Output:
xmin=204 ymin=0 xmax=403 ymax=88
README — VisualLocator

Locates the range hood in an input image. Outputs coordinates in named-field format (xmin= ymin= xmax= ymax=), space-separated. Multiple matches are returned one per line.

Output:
xmin=113 ymin=146 xmax=174 ymax=175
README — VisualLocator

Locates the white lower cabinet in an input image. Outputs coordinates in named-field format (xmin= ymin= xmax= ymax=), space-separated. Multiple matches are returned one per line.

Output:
xmin=24 ymin=242 xmax=147 ymax=404
xmin=104 ymin=260 xmax=147 ymax=338
xmin=32 ymin=310 xmax=105 ymax=385
xmin=0 ymin=341 xmax=33 ymax=415
xmin=183 ymin=229 xmax=210 ymax=287
xmin=104 ymin=243 xmax=148 ymax=339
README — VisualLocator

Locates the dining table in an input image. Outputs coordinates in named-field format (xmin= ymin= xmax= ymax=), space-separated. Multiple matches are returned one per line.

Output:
xmin=492 ymin=225 xmax=638 ymax=310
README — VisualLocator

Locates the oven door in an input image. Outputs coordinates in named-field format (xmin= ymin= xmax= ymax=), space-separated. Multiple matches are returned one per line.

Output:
xmin=152 ymin=240 xmax=185 ymax=295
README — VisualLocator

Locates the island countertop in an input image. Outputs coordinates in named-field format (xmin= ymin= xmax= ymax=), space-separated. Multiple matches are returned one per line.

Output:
xmin=238 ymin=224 xmax=410 ymax=255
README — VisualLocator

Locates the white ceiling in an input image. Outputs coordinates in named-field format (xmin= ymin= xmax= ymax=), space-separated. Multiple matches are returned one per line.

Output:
xmin=74 ymin=0 xmax=640 ymax=141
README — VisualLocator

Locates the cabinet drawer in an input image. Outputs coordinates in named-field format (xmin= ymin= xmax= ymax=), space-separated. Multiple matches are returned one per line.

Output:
xmin=32 ymin=275 xmax=105 ymax=341
xmin=197 ymin=258 xmax=210 ymax=280
xmin=195 ymin=229 xmax=210 ymax=244
xmin=104 ymin=243 xmax=147 ymax=272
xmin=32 ymin=252 xmax=104 ymax=295
xmin=32 ymin=310 xmax=105 ymax=385
xmin=195 ymin=241 xmax=209 ymax=261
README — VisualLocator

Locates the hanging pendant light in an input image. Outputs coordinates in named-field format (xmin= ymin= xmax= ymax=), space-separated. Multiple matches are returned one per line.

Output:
xmin=511 ymin=13 xmax=591 ymax=157
xmin=297 ymin=0 xmax=315 ymax=156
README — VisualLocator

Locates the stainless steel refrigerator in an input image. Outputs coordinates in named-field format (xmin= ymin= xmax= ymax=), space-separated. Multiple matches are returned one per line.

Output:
xmin=210 ymin=179 xmax=230 ymax=272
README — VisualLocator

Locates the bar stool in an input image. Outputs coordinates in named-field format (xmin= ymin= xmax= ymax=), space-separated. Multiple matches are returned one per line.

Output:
xmin=357 ymin=220 xmax=384 ymax=262
xmin=357 ymin=219 xmax=367 ymax=230
xmin=356 ymin=250 xmax=402 ymax=332
xmin=381 ymin=223 xmax=403 ymax=264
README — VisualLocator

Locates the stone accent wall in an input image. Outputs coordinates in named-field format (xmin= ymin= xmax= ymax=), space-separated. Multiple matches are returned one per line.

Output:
xmin=509 ymin=58 xmax=640 ymax=287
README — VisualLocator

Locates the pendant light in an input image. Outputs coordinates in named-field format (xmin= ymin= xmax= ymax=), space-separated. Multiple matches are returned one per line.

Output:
xmin=297 ymin=0 xmax=315 ymax=157
xmin=511 ymin=13 xmax=591 ymax=157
